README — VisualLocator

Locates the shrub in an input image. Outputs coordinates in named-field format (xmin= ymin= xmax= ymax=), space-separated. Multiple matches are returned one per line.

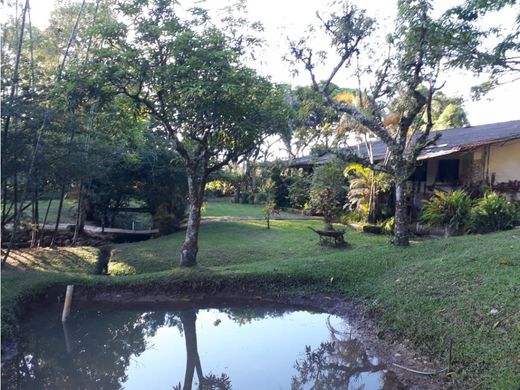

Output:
xmin=253 ymin=193 xmax=268 ymax=204
xmin=309 ymin=160 xmax=346 ymax=230
xmin=265 ymin=161 xmax=290 ymax=207
xmin=362 ymin=224 xmax=383 ymax=234
xmin=152 ymin=203 xmax=182 ymax=235
xmin=287 ymin=170 xmax=311 ymax=209
xmin=339 ymin=211 xmax=363 ymax=225
xmin=312 ymin=188 xmax=342 ymax=230
xmin=380 ymin=217 xmax=395 ymax=235
xmin=470 ymin=192 xmax=519 ymax=233
xmin=309 ymin=160 xmax=346 ymax=211
xmin=240 ymin=192 xmax=250 ymax=204
xmin=205 ymin=180 xmax=234 ymax=197
xmin=420 ymin=190 xmax=473 ymax=237
xmin=343 ymin=162 xmax=393 ymax=222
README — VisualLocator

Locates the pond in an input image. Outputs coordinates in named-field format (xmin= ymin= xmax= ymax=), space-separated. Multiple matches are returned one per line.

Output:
xmin=1 ymin=301 xmax=404 ymax=389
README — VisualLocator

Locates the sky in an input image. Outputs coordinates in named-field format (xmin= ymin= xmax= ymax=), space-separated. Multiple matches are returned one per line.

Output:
xmin=3 ymin=0 xmax=520 ymax=128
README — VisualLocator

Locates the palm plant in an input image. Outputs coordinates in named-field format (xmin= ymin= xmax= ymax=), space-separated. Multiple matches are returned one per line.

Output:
xmin=344 ymin=163 xmax=392 ymax=223
xmin=420 ymin=190 xmax=473 ymax=237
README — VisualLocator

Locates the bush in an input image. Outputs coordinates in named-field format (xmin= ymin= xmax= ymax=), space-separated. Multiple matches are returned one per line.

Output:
xmin=265 ymin=161 xmax=291 ymax=208
xmin=205 ymin=180 xmax=234 ymax=197
xmin=380 ymin=217 xmax=395 ymax=235
xmin=253 ymin=193 xmax=268 ymax=204
xmin=420 ymin=190 xmax=473 ymax=237
xmin=339 ymin=211 xmax=363 ymax=225
xmin=362 ymin=224 xmax=383 ymax=234
xmin=470 ymin=192 xmax=519 ymax=233
xmin=240 ymin=192 xmax=250 ymax=204
xmin=309 ymin=160 xmax=346 ymax=214
xmin=343 ymin=162 xmax=393 ymax=222
xmin=287 ymin=170 xmax=311 ymax=209
xmin=152 ymin=203 xmax=182 ymax=235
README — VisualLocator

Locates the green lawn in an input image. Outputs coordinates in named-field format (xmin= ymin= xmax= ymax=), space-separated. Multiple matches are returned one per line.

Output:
xmin=202 ymin=198 xmax=291 ymax=218
xmin=2 ymin=204 xmax=519 ymax=389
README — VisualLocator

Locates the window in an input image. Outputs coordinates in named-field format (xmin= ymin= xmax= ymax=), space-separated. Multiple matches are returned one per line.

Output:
xmin=409 ymin=161 xmax=427 ymax=181
xmin=437 ymin=159 xmax=459 ymax=182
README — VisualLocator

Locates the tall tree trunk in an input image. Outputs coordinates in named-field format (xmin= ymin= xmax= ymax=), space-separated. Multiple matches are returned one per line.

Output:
xmin=50 ymin=184 xmax=66 ymax=247
xmin=37 ymin=198 xmax=52 ymax=247
xmin=30 ymin=183 xmax=39 ymax=248
xmin=72 ymin=181 xmax=84 ymax=245
xmin=180 ymin=174 xmax=206 ymax=267
xmin=394 ymin=180 xmax=409 ymax=246
xmin=367 ymin=171 xmax=377 ymax=224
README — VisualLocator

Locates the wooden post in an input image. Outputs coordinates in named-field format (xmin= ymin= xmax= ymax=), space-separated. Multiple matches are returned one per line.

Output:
xmin=61 ymin=285 xmax=74 ymax=323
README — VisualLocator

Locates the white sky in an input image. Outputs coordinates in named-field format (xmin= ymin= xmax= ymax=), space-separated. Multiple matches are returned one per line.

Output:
xmin=3 ymin=0 xmax=520 ymax=128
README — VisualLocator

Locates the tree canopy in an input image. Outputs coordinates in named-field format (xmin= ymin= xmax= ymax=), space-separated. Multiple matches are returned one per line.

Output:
xmin=85 ymin=0 xmax=291 ymax=266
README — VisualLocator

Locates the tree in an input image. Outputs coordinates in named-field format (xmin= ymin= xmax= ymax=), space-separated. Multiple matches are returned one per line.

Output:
xmin=289 ymin=84 xmax=340 ymax=156
xmin=91 ymin=0 xmax=289 ymax=266
xmin=289 ymin=0 xmax=452 ymax=245
xmin=442 ymin=0 xmax=519 ymax=96
xmin=429 ymin=92 xmax=469 ymax=130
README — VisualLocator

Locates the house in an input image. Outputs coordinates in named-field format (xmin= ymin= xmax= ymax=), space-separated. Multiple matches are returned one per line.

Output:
xmin=288 ymin=120 xmax=520 ymax=203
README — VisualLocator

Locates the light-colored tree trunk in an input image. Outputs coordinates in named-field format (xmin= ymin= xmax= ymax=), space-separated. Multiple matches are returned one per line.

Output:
xmin=180 ymin=174 xmax=206 ymax=267
xmin=393 ymin=180 xmax=409 ymax=246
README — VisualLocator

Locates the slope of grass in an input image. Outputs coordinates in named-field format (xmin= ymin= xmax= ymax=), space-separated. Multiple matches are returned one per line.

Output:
xmin=2 ymin=208 xmax=519 ymax=389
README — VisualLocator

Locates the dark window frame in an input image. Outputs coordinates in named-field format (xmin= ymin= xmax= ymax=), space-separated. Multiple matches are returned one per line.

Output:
xmin=437 ymin=159 xmax=460 ymax=183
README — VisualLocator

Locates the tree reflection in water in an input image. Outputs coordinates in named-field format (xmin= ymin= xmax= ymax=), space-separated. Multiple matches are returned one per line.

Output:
xmin=2 ymin=308 xmax=232 ymax=390
xmin=2 ymin=306 xmax=401 ymax=390
xmin=291 ymin=317 xmax=404 ymax=390
xmin=174 ymin=309 xmax=231 ymax=390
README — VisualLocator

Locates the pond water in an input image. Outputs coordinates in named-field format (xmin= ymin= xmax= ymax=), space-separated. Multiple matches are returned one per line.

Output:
xmin=2 ymin=301 xmax=404 ymax=389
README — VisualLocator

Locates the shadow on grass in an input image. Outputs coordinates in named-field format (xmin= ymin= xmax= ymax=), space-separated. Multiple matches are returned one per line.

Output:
xmin=4 ymin=248 xmax=97 ymax=274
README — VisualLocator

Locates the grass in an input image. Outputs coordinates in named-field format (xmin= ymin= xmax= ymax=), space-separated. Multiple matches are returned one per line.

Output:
xmin=202 ymin=197 xmax=291 ymax=218
xmin=1 ymin=201 xmax=519 ymax=389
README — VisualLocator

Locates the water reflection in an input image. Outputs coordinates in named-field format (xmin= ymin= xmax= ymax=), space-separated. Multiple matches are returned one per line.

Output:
xmin=1 ymin=303 xmax=403 ymax=389
xmin=175 ymin=309 xmax=231 ymax=390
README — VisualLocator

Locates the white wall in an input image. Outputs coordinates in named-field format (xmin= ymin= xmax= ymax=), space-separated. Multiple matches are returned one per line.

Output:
xmin=488 ymin=139 xmax=520 ymax=183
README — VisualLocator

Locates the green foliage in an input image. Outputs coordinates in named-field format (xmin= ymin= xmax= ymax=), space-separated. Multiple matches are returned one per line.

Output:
xmin=362 ymin=224 xmax=383 ymax=234
xmin=264 ymin=161 xmax=291 ymax=208
xmin=205 ymin=180 xmax=235 ymax=197
xmin=262 ymin=201 xmax=276 ymax=229
xmin=338 ymin=211 xmax=363 ymax=225
xmin=287 ymin=170 xmax=311 ymax=209
xmin=85 ymin=128 xmax=188 ymax=229
xmin=344 ymin=163 xmax=393 ymax=221
xmin=429 ymin=93 xmax=469 ymax=130
xmin=91 ymin=0 xmax=290 ymax=175
xmin=310 ymin=160 xmax=346 ymax=228
xmin=420 ymin=190 xmax=473 ymax=236
xmin=443 ymin=0 xmax=519 ymax=96
xmin=289 ymin=85 xmax=340 ymax=156
xmin=152 ymin=205 xmax=181 ymax=236
xmin=380 ymin=217 xmax=395 ymax=235
xmin=421 ymin=191 xmax=519 ymax=236
xmin=470 ymin=192 xmax=519 ymax=233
